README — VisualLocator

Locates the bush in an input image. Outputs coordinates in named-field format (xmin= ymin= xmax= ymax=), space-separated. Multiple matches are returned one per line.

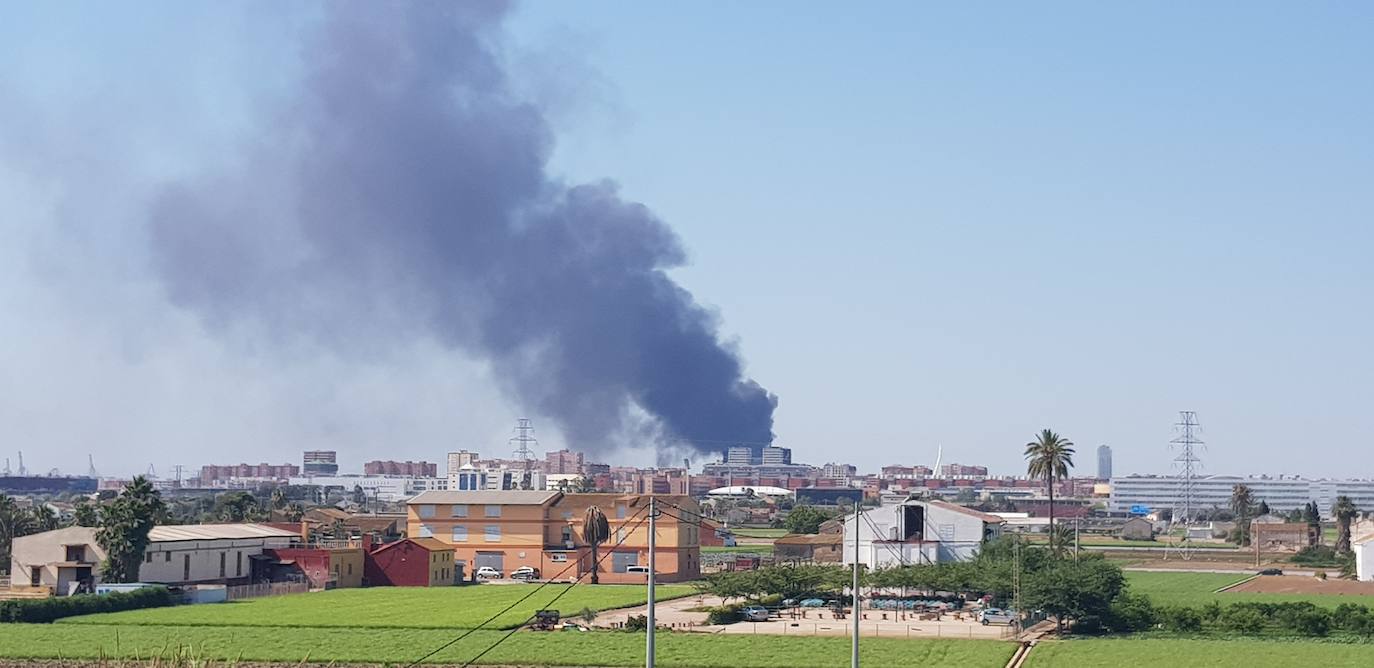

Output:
xmin=1158 ymin=606 xmax=1203 ymax=633
xmin=0 ymin=586 xmax=172 ymax=624
xmin=1285 ymin=609 xmax=1331 ymax=637
xmin=1200 ymin=601 xmax=1222 ymax=622
xmin=1106 ymin=592 xmax=1157 ymax=633
xmin=706 ymin=605 xmax=741 ymax=625
xmin=1220 ymin=606 xmax=1266 ymax=634
xmin=622 ymin=614 xmax=648 ymax=632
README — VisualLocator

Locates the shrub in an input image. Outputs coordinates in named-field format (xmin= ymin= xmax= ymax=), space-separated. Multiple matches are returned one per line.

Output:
xmin=0 ymin=586 xmax=172 ymax=624
xmin=706 ymin=605 xmax=742 ymax=625
xmin=1158 ymin=606 xmax=1203 ymax=633
xmin=1280 ymin=608 xmax=1331 ymax=637
xmin=1106 ymin=592 xmax=1157 ymax=633
xmin=1200 ymin=601 xmax=1222 ymax=622
xmin=1221 ymin=606 xmax=1266 ymax=634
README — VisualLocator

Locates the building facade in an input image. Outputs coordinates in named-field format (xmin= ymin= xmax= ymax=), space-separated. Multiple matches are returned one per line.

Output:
xmin=302 ymin=451 xmax=339 ymax=476
xmin=199 ymin=463 xmax=300 ymax=485
xmin=364 ymin=461 xmax=438 ymax=477
xmin=1110 ymin=475 xmax=1374 ymax=519
xmin=364 ymin=537 xmax=458 ymax=587
xmin=1097 ymin=445 xmax=1113 ymax=481
xmin=841 ymin=499 xmax=1004 ymax=568
xmin=406 ymin=490 xmax=701 ymax=583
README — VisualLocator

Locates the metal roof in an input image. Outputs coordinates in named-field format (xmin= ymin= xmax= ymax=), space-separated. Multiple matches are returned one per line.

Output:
xmin=407 ymin=490 xmax=560 ymax=506
xmin=148 ymin=523 xmax=300 ymax=542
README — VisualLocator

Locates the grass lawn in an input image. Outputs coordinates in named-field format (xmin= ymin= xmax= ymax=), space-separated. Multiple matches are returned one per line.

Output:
xmin=0 ymin=624 xmax=1016 ymax=667
xmin=1125 ymin=571 xmax=1374 ymax=608
xmin=62 ymin=584 xmax=696 ymax=630
xmin=731 ymin=528 xmax=788 ymax=538
xmin=703 ymin=545 xmax=774 ymax=554
xmin=1025 ymin=536 xmax=1236 ymax=550
xmin=1026 ymin=638 xmax=1371 ymax=668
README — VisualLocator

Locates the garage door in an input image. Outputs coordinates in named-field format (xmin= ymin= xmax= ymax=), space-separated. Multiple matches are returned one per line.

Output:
xmin=611 ymin=552 xmax=638 ymax=573
xmin=475 ymin=552 xmax=504 ymax=572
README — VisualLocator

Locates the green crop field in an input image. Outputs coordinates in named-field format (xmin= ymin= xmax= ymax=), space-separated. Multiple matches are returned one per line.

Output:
xmin=0 ymin=624 xmax=1015 ymax=667
xmin=62 ymin=584 xmax=697 ymax=630
xmin=731 ymin=528 xmax=788 ymax=538
xmin=1026 ymin=638 xmax=1371 ymax=668
xmin=1125 ymin=571 xmax=1374 ymax=608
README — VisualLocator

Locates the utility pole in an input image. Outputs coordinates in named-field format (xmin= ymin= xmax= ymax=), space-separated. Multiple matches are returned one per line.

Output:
xmin=646 ymin=496 xmax=656 ymax=668
xmin=1074 ymin=517 xmax=1081 ymax=562
xmin=1169 ymin=411 xmax=1204 ymax=561
xmin=851 ymin=501 xmax=861 ymax=668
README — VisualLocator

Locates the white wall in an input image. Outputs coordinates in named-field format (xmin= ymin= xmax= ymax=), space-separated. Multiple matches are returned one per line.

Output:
xmin=140 ymin=537 xmax=293 ymax=584
xmin=1356 ymin=541 xmax=1373 ymax=582
xmin=841 ymin=501 xmax=995 ymax=568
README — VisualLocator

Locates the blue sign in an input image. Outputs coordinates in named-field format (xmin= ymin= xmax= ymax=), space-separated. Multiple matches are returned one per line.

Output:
xmin=1129 ymin=504 xmax=1150 ymax=515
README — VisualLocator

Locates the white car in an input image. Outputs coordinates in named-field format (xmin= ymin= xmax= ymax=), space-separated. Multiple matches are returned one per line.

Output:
xmin=475 ymin=566 xmax=502 ymax=579
xmin=979 ymin=608 xmax=1017 ymax=626
xmin=510 ymin=566 xmax=539 ymax=581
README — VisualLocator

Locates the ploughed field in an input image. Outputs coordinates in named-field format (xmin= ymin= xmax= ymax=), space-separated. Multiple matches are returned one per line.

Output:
xmin=1124 ymin=571 xmax=1374 ymax=608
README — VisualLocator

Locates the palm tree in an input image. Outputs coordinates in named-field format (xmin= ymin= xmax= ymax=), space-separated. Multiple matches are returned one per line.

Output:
xmin=270 ymin=487 xmax=288 ymax=511
xmin=582 ymin=506 xmax=610 ymax=584
xmin=1024 ymin=429 xmax=1075 ymax=552
xmin=1333 ymin=496 xmax=1359 ymax=554
xmin=1229 ymin=484 xmax=1256 ymax=546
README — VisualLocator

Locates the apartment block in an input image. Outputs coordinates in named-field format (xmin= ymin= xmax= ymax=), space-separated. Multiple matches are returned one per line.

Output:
xmin=364 ymin=460 xmax=438 ymax=477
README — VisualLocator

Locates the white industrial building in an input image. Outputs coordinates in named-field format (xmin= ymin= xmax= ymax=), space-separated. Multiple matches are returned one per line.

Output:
xmin=9 ymin=524 xmax=298 ymax=595
xmin=287 ymin=475 xmax=448 ymax=502
xmin=842 ymin=498 xmax=1004 ymax=568
xmin=1110 ymin=475 xmax=1374 ymax=519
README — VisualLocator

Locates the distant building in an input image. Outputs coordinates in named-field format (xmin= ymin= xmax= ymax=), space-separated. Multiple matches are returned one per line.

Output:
xmin=287 ymin=475 xmax=446 ymax=502
xmin=363 ymin=461 xmax=437 ymax=477
xmin=939 ymin=463 xmax=988 ymax=478
xmin=725 ymin=446 xmax=754 ymax=465
xmin=447 ymin=450 xmax=479 ymax=475
xmin=0 ymin=476 xmax=97 ymax=495
xmin=364 ymin=538 xmax=458 ymax=587
xmin=1097 ymin=445 xmax=1113 ymax=481
xmin=199 ymin=463 xmax=300 ymax=485
xmin=774 ymin=533 xmax=844 ymax=563
xmin=761 ymin=446 xmax=792 ymax=465
xmin=544 ymin=449 xmax=585 ymax=475
xmin=821 ymin=463 xmax=857 ymax=478
xmin=1110 ymin=475 xmax=1374 ymax=519
xmin=302 ymin=451 xmax=339 ymax=476
xmin=881 ymin=465 xmax=916 ymax=479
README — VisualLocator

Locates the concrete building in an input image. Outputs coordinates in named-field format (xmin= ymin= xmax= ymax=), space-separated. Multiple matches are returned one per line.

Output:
xmin=287 ymin=474 xmax=445 ymax=502
xmin=1096 ymin=445 xmax=1113 ymax=481
xmin=760 ymin=446 xmax=792 ymax=465
xmin=821 ymin=463 xmax=857 ymax=479
xmin=302 ymin=451 xmax=339 ymax=476
xmin=1354 ymin=533 xmax=1374 ymax=582
xmin=1110 ymin=475 xmax=1374 ymax=518
xmin=364 ymin=537 xmax=458 ymax=587
xmin=199 ymin=463 xmax=300 ymax=485
xmin=841 ymin=499 xmax=1004 ymax=568
xmin=10 ymin=524 xmax=299 ymax=595
xmin=544 ymin=449 xmax=585 ymax=475
xmin=406 ymin=490 xmax=701 ymax=583
xmin=364 ymin=461 xmax=438 ymax=477
xmin=939 ymin=463 xmax=988 ymax=478
xmin=448 ymin=465 xmax=545 ymax=492
xmin=774 ymin=533 xmax=844 ymax=563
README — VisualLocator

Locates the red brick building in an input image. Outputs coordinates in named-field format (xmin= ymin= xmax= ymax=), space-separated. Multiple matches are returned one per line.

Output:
xmin=363 ymin=538 xmax=457 ymax=587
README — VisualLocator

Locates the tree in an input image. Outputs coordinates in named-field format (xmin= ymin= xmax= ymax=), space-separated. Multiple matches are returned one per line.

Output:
xmin=1333 ymin=496 xmax=1359 ymax=554
xmin=782 ymin=505 xmax=831 ymax=534
xmin=582 ymin=506 xmax=610 ymax=584
xmin=29 ymin=505 xmax=59 ymax=533
xmin=1 ymin=493 xmax=38 ymax=576
xmin=71 ymin=500 xmax=100 ymax=527
xmin=574 ymin=477 xmax=597 ymax=493
xmin=214 ymin=491 xmax=260 ymax=522
xmin=285 ymin=502 xmax=306 ymax=523
xmin=96 ymin=476 xmax=166 ymax=583
xmin=1022 ymin=557 xmax=1124 ymax=634
xmin=1229 ymin=484 xmax=1255 ymax=546
xmin=270 ymin=487 xmax=288 ymax=511
xmin=1025 ymin=429 xmax=1075 ymax=552
xmin=1257 ymin=500 xmax=1270 ymax=516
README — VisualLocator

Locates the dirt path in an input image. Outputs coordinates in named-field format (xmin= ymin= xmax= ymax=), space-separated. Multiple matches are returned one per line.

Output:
xmin=1227 ymin=575 xmax=1374 ymax=595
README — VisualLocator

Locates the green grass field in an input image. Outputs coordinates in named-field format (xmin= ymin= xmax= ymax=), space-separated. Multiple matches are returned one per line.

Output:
xmin=1026 ymin=638 xmax=1371 ymax=667
xmin=0 ymin=624 xmax=1016 ymax=667
xmin=1125 ymin=571 xmax=1374 ymax=608
xmin=62 ymin=584 xmax=697 ymax=630
xmin=730 ymin=528 xmax=788 ymax=538
xmin=1024 ymin=536 xmax=1237 ymax=550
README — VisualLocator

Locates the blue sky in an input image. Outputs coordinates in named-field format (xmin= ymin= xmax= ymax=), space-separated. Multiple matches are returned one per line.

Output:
xmin=1 ymin=2 xmax=1370 ymax=478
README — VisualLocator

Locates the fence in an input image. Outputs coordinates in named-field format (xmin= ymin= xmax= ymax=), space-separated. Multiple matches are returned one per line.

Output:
xmin=729 ymin=620 xmax=1016 ymax=639
xmin=226 ymin=581 xmax=309 ymax=601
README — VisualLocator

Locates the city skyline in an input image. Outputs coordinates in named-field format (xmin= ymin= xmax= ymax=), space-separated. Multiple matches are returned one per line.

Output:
xmin=2 ymin=3 xmax=1371 ymax=478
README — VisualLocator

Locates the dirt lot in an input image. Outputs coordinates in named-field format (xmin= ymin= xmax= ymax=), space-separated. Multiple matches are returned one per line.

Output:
xmin=1228 ymin=575 xmax=1374 ymax=595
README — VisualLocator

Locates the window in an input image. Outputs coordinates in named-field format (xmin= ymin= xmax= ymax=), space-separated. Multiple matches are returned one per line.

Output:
xmin=451 ymin=505 xmax=468 ymax=518
xmin=452 ymin=525 xmax=468 ymax=542
xmin=67 ymin=546 xmax=86 ymax=562
xmin=348 ymin=563 xmax=353 ymax=575
xmin=30 ymin=567 xmax=41 ymax=587
xmin=484 ymin=505 xmax=502 ymax=518
xmin=418 ymin=524 xmax=434 ymax=538
xmin=236 ymin=552 xmax=243 ymax=577
xmin=144 ymin=551 xmax=153 ymax=564
xmin=165 ymin=551 xmax=171 ymax=563
xmin=616 ymin=505 xmax=627 ymax=519
xmin=561 ymin=510 xmax=573 ymax=520
xmin=183 ymin=554 xmax=191 ymax=581
xmin=561 ymin=526 xmax=572 ymax=543
xmin=485 ymin=525 xmax=501 ymax=542
xmin=550 ymin=553 xmax=568 ymax=563
xmin=938 ymin=524 xmax=956 ymax=541
xmin=418 ymin=504 xmax=436 ymax=519
xmin=219 ymin=553 xmax=226 ymax=577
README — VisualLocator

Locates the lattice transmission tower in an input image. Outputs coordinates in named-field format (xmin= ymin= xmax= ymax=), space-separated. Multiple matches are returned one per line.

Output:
xmin=1169 ymin=411 xmax=1204 ymax=560
xmin=509 ymin=418 xmax=540 ymax=489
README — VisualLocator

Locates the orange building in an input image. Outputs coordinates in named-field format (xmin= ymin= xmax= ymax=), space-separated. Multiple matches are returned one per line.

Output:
xmin=406 ymin=490 xmax=701 ymax=583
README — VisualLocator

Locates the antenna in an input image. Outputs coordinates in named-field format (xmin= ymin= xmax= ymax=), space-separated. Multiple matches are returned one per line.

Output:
xmin=17 ymin=451 xmax=27 ymax=477
xmin=1169 ymin=411 xmax=1205 ymax=561
xmin=87 ymin=454 xmax=99 ymax=479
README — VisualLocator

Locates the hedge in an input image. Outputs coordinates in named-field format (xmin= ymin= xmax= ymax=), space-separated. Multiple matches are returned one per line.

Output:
xmin=0 ymin=586 xmax=173 ymax=623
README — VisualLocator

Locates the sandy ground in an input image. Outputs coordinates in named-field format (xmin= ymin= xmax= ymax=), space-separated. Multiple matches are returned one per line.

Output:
xmin=591 ymin=594 xmax=1014 ymax=639
xmin=1228 ymin=574 xmax=1374 ymax=595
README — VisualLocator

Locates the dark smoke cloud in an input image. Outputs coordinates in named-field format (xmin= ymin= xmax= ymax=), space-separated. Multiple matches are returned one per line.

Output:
xmin=147 ymin=2 xmax=776 ymax=455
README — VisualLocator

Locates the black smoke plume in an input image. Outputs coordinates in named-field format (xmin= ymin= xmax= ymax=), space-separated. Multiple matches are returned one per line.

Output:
xmin=147 ymin=2 xmax=776 ymax=456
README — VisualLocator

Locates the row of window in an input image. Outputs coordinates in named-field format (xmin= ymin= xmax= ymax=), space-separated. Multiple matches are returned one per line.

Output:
xmin=416 ymin=504 xmax=504 ymax=519
xmin=416 ymin=524 xmax=502 ymax=542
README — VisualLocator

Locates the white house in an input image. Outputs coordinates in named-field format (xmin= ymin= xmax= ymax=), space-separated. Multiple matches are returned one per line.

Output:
xmin=842 ymin=499 xmax=1004 ymax=569
xmin=1354 ymin=532 xmax=1374 ymax=582
xmin=10 ymin=524 xmax=298 ymax=595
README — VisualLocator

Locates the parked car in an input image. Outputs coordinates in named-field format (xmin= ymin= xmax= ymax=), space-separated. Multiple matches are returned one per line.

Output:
xmin=1258 ymin=568 xmax=1284 ymax=576
xmin=741 ymin=605 xmax=771 ymax=622
xmin=799 ymin=598 xmax=827 ymax=608
xmin=511 ymin=566 xmax=540 ymax=581
xmin=978 ymin=608 xmax=1017 ymax=626
xmin=475 ymin=566 xmax=502 ymax=579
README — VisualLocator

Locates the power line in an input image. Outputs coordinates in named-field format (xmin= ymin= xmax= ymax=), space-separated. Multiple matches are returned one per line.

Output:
xmin=403 ymin=504 xmax=652 ymax=668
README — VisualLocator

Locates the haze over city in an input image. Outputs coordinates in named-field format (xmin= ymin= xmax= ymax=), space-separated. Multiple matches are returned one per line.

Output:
xmin=2 ymin=1 xmax=1371 ymax=479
